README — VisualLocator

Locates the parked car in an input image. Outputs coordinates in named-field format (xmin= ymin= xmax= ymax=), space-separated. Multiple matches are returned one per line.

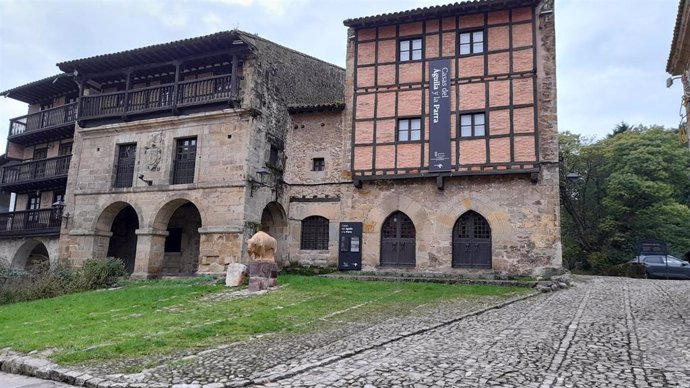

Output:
xmin=629 ymin=255 xmax=690 ymax=279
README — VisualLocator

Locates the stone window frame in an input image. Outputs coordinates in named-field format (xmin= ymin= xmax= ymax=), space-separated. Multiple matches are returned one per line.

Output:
xmin=397 ymin=117 xmax=422 ymax=142
xmin=300 ymin=216 xmax=329 ymax=250
xmin=114 ymin=143 xmax=137 ymax=188
xmin=459 ymin=112 xmax=486 ymax=138
xmin=171 ymin=137 xmax=197 ymax=185
xmin=459 ymin=30 xmax=485 ymax=56
xmin=399 ymin=37 xmax=423 ymax=62
xmin=312 ymin=157 xmax=325 ymax=171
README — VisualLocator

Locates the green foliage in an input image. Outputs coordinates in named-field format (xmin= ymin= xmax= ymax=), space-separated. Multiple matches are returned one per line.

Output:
xmin=0 ymin=258 xmax=126 ymax=305
xmin=560 ymin=125 xmax=690 ymax=273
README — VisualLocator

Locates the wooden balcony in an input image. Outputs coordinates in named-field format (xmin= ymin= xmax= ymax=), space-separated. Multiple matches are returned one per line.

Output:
xmin=79 ymin=74 xmax=239 ymax=123
xmin=8 ymin=103 xmax=77 ymax=146
xmin=0 ymin=208 xmax=62 ymax=238
xmin=0 ymin=155 xmax=71 ymax=193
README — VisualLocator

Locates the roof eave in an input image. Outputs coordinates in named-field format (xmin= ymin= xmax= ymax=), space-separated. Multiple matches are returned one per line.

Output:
xmin=343 ymin=0 xmax=535 ymax=28
xmin=667 ymin=0 xmax=690 ymax=75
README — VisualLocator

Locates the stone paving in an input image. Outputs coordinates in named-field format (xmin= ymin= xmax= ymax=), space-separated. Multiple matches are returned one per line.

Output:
xmin=2 ymin=276 xmax=689 ymax=387
xmin=252 ymin=277 xmax=690 ymax=388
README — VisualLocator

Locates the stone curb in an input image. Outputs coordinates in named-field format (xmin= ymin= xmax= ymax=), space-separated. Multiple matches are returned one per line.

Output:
xmin=0 ymin=292 xmax=542 ymax=388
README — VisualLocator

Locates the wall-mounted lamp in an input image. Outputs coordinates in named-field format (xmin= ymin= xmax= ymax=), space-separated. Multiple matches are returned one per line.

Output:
xmin=248 ymin=167 xmax=272 ymax=196
xmin=52 ymin=200 xmax=69 ymax=223
xmin=667 ymin=75 xmax=683 ymax=88
xmin=138 ymin=174 xmax=153 ymax=186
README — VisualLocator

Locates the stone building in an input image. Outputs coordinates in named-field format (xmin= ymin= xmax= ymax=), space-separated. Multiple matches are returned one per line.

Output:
xmin=287 ymin=0 xmax=561 ymax=275
xmin=0 ymin=0 xmax=561 ymax=277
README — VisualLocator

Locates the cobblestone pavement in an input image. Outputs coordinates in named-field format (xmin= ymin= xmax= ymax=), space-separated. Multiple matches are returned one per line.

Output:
xmin=5 ymin=277 xmax=689 ymax=388
xmin=251 ymin=277 xmax=690 ymax=388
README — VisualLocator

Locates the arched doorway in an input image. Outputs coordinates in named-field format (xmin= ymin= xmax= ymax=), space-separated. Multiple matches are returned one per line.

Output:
xmin=155 ymin=201 xmax=202 ymax=276
xmin=452 ymin=211 xmax=492 ymax=268
xmin=260 ymin=202 xmax=287 ymax=263
xmin=107 ymin=205 xmax=139 ymax=274
xmin=11 ymin=240 xmax=50 ymax=272
xmin=380 ymin=211 xmax=416 ymax=267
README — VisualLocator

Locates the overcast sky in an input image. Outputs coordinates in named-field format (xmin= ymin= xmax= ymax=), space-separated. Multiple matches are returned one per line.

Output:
xmin=0 ymin=0 xmax=682 ymax=150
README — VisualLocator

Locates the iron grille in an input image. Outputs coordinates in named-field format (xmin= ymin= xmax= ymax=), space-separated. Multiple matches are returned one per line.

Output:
xmin=455 ymin=211 xmax=491 ymax=240
xmin=300 ymin=216 xmax=329 ymax=250
xmin=172 ymin=138 xmax=197 ymax=184
xmin=115 ymin=144 xmax=136 ymax=188
xmin=382 ymin=212 xmax=415 ymax=239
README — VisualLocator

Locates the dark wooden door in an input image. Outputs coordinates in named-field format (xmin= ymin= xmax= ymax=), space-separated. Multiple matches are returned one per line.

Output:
xmin=452 ymin=211 xmax=491 ymax=268
xmin=380 ymin=211 xmax=416 ymax=267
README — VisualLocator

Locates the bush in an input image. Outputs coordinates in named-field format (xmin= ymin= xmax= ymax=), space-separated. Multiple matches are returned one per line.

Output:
xmin=0 ymin=257 xmax=127 ymax=305
xmin=605 ymin=263 xmax=646 ymax=278
xmin=587 ymin=252 xmax=612 ymax=274
xmin=75 ymin=258 xmax=127 ymax=290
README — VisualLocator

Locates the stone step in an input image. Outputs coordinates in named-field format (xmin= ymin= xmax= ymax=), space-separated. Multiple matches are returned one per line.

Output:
xmin=321 ymin=273 xmax=538 ymax=288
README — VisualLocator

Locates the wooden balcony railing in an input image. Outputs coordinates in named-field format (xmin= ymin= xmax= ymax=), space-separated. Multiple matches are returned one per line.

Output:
xmin=80 ymin=74 xmax=237 ymax=120
xmin=1 ymin=155 xmax=71 ymax=186
xmin=0 ymin=208 xmax=63 ymax=237
xmin=8 ymin=103 xmax=77 ymax=138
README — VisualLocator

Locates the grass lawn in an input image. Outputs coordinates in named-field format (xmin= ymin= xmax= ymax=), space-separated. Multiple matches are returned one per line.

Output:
xmin=0 ymin=275 xmax=529 ymax=365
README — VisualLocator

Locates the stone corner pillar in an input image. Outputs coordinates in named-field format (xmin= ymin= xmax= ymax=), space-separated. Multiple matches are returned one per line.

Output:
xmin=133 ymin=228 xmax=169 ymax=278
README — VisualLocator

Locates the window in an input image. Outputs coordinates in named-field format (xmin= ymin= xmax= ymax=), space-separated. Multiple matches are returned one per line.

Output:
xmin=399 ymin=38 xmax=422 ymax=61
xmin=300 ymin=216 xmax=329 ymax=250
xmin=460 ymin=30 xmax=484 ymax=55
xmin=115 ymin=144 xmax=136 ymax=188
xmin=312 ymin=158 xmax=325 ymax=171
xmin=33 ymin=148 xmax=48 ymax=178
xmin=26 ymin=193 xmax=41 ymax=225
xmin=172 ymin=137 xmax=197 ymax=184
xmin=57 ymin=143 xmax=72 ymax=174
xmin=165 ymin=228 xmax=183 ymax=252
xmin=460 ymin=113 xmax=486 ymax=137
xmin=58 ymin=142 xmax=72 ymax=156
xmin=269 ymin=145 xmax=280 ymax=168
xmin=398 ymin=118 xmax=422 ymax=142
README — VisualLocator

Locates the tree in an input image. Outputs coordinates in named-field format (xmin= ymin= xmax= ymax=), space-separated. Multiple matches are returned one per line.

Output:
xmin=560 ymin=125 xmax=690 ymax=272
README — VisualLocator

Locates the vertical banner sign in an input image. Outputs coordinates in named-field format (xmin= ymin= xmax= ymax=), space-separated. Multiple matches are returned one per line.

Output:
xmin=429 ymin=59 xmax=452 ymax=172
xmin=338 ymin=222 xmax=362 ymax=271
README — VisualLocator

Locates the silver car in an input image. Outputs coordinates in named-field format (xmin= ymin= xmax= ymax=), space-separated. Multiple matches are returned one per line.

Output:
xmin=630 ymin=255 xmax=690 ymax=279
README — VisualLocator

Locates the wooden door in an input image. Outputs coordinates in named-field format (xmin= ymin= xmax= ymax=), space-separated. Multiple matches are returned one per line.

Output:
xmin=453 ymin=211 xmax=492 ymax=268
xmin=380 ymin=211 xmax=416 ymax=267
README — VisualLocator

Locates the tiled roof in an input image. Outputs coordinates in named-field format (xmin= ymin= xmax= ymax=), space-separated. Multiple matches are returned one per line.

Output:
xmin=288 ymin=102 xmax=346 ymax=114
xmin=343 ymin=0 xmax=534 ymax=28
xmin=667 ymin=0 xmax=688 ymax=74
xmin=0 ymin=74 xmax=79 ymax=104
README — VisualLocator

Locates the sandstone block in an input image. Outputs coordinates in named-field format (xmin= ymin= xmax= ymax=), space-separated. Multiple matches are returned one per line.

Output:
xmin=225 ymin=263 xmax=247 ymax=287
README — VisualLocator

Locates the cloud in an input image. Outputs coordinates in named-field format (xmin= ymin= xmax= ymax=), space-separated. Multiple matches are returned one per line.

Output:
xmin=210 ymin=0 xmax=306 ymax=17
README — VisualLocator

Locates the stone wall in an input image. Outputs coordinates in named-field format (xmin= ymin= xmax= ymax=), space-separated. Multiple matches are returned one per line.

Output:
xmin=59 ymin=108 xmax=256 ymax=276
xmin=0 ymin=237 xmax=59 ymax=270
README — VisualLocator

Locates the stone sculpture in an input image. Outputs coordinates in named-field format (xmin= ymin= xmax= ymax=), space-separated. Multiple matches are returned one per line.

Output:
xmin=247 ymin=231 xmax=277 ymax=261
xmin=246 ymin=231 xmax=279 ymax=291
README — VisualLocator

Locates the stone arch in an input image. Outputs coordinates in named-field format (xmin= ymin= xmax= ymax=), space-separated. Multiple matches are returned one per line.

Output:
xmin=260 ymin=202 xmax=288 ymax=264
xmin=362 ymin=193 xmax=430 ymax=269
xmin=11 ymin=239 xmax=50 ymax=272
xmin=94 ymin=201 xmax=143 ymax=234
xmin=102 ymin=203 xmax=140 ymax=274
xmin=152 ymin=199 xmax=203 ymax=276
xmin=151 ymin=197 xmax=206 ymax=231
